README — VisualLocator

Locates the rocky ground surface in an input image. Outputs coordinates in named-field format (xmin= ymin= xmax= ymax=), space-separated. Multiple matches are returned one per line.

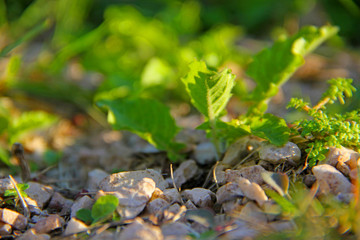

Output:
xmin=0 ymin=50 xmax=359 ymax=239
xmin=0 ymin=121 xmax=359 ymax=239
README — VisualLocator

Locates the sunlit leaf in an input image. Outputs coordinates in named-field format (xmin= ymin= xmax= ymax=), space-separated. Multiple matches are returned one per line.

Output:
xmin=262 ymin=172 xmax=289 ymax=196
xmin=182 ymin=60 xmax=235 ymax=120
xmin=91 ymin=195 xmax=119 ymax=223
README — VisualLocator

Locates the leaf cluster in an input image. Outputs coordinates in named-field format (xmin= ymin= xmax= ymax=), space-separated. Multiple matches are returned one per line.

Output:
xmin=288 ymin=78 xmax=359 ymax=166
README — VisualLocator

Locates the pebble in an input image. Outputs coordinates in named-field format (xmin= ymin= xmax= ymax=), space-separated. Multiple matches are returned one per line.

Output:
xmin=161 ymin=222 xmax=194 ymax=238
xmin=118 ymin=218 xmax=164 ymax=240
xmin=109 ymin=178 xmax=156 ymax=219
xmin=312 ymin=164 xmax=352 ymax=195
xmin=99 ymin=169 xmax=168 ymax=191
xmin=25 ymin=182 xmax=54 ymax=209
xmin=216 ymin=182 xmax=244 ymax=204
xmin=173 ymin=160 xmax=198 ymax=188
xmin=181 ymin=188 xmax=216 ymax=208
xmin=237 ymin=177 xmax=268 ymax=206
xmin=0 ymin=222 xmax=12 ymax=235
xmin=224 ymin=165 xmax=267 ymax=185
xmin=63 ymin=218 xmax=88 ymax=235
xmin=33 ymin=214 xmax=64 ymax=234
xmin=194 ymin=142 xmax=217 ymax=165
xmin=17 ymin=229 xmax=50 ymax=240
xmin=146 ymin=198 xmax=169 ymax=215
xmin=162 ymin=188 xmax=182 ymax=203
xmin=0 ymin=178 xmax=14 ymax=195
xmin=70 ymin=195 xmax=94 ymax=218
xmin=259 ymin=142 xmax=301 ymax=164
xmin=239 ymin=202 xmax=268 ymax=223
xmin=87 ymin=168 xmax=109 ymax=191
xmin=0 ymin=208 xmax=27 ymax=230
xmin=48 ymin=192 xmax=73 ymax=215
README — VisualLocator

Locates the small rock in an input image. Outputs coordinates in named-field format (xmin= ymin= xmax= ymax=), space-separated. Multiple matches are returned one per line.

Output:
xmin=118 ymin=218 xmax=164 ymax=240
xmin=325 ymin=146 xmax=360 ymax=169
xmin=89 ymin=230 xmax=115 ymax=240
xmin=312 ymin=164 xmax=352 ymax=195
xmin=0 ymin=222 xmax=12 ymax=235
xmin=24 ymin=197 xmax=42 ymax=215
xmin=109 ymin=178 xmax=156 ymax=219
xmin=303 ymin=175 xmax=317 ymax=188
xmin=0 ymin=208 xmax=27 ymax=230
xmin=194 ymin=142 xmax=217 ymax=165
xmin=71 ymin=195 xmax=94 ymax=218
xmin=216 ymin=182 xmax=244 ymax=204
xmin=33 ymin=214 xmax=64 ymax=234
xmin=161 ymin=222 xmax=193 ymax=238
xmin=163 ymin=188 xmax=182 ymax=203
xmin=181 ymin=188 xmax=216 ymax=208
xmin=87 ymin=169 xmax=109 ymax=191
xmin=99 ymin=169 xmax=168 ymax=191
xmin=224 ymin=166 xmax=267 ymax=185
xmin=149 ymin=188 xmax=165 ymax=202
xmin=336 ymin=162 xmax=351 ymax=177
xmin=185 ymin=199 xmax=197 ymax=210
xmin=48 ymin=192 xmax=73 ymax=215
xmin=63 ymin=218 xmax=88 ymax=235
xmin=237 ymin=177 xmax=268 ymax=206
xmin=173 ymin=160 xmax=198 ymax=188
xmin=220 ymin=219 xmax=259 ymax=240
xmin=222 ymin=199 xmax=242 ymax=214
xmin=25 ymin=182 xmax=54 ymax=209
xmin=222 ymin=137 xmax=261 ymax=166
xmin=239 ymin=202 xmax=268 ymax=223
xmin=163 ymin=204 xmax=186 ymax=222
xmin=146 ymin=198 xmax=169 ymax=215
xmin=259 ymin=142 xmax=301 ymax=164
xmin=17 ymin=229 xmax=50 ymax=240
xmin=0 ymin=178 xmax=14 ymax=195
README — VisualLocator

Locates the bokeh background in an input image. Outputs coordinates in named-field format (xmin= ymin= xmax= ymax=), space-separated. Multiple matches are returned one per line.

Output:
xmin=0 ymin=0 xmax=359 ymax=170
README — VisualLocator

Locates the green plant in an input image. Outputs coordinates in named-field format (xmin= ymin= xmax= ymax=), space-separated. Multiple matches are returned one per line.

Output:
xmin=1 ymin=183 xmax=29 ymax=207
xmin=287 ymin=78 xmax=359 ymax=166
xmin=76 ymin=195 xmax=119 ymax=225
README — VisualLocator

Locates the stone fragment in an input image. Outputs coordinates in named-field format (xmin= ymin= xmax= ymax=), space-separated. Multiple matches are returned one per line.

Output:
xmin=88 ymin=230 xmax=115 ymax=240
xmin=237 ymin=177 xmax=268 ymax=206
xmin=259 ymin=142 xmax=301 ymax=164
xmin=325 ymin=146 xmax=360 ymax=169
xmin=161 ymin=222 xmax=194 ymax=238
xmin=0 ymin=222 xmax=12 ymax=235
xmin=87 ymin=169 xmax=109 ymax=191
xmin=118 ymin=218 xmax=163 ymax=240
xmin=0 ymin=178 xmax=14 ymax=195
xmin=109 ymin=178 xmax=156 ymax=219
xmin=17 ymin=229 xmax=50 ymax=240
xmin=312 ymin=164 xmax=352 ymax=195
xmin=224 ymin=166 xmax=267 ymax=185
xmin=25 ymin=182 xmax=54 ymax=209
xmin=48 ymin=192 xmax=73 ymax=215
xmin=163 ymin=188 xmax=182 ymax=203
xmin=63 ymin=218 xmax=88 ymax=236
xmin=194 ymin=142 xmax=217 ymax=165
xmin=181 ymin=188 xmax=216 ymax=208
xmin=71 ymin=195 xmax=94 ymax=218
xmin=216 ymin=182 xmax=244 ymax=204
xmin=99 ymin=169 xmax=168 ymax=191
xmin=0 ymin=208 xmax=27 ymax=230
xmin=219 ymin=219 xmax=259 ymax=240
xmin=146 ymin=198 xmax=169 ymax=215
xmin=239 ymin=202 xmax=267 ymax=223
xmin=222 ymin=199 xmax=242 ymax=214
xmin=222 ymin=137 xmax=261 ymax=166
xmin=173 ymin=160 xmax=198 ymax=188
xmin=185 ymin=200 xmax=197 ymax=210
xmin=163 ymin=204 xmax=186 ymax=222
xmin=33 ymin=214 xmax=64 ymax=234
xmin=24 ymin=197 xmax=42 ymax=215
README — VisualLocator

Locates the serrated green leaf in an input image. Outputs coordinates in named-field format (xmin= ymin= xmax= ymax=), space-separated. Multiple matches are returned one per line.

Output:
xmin=97 ymin=98 xmax=184 ymax=161
xmin=247 ymin=25 xmax=338 ymax=111
xmin=182 ymin=60 xmax=236 ymax=120
xmin=76 ymin=208 xmax=93 ymax=225
xmin=4 ymin=183 xmax=29 ymax=198
xmin=91 ymin=195 xmax=119 ymax=223
xmin=249 ymin=113 xmax=289 ymax=146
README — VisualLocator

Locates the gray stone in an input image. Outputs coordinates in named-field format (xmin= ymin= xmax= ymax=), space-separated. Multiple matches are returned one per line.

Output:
xmin=173 ymin=160 xmax=198 ymax=188
xmin=0 ymin=208 xmax=27 ymax=230
xmin=71 ymin=195 xmax=94 ymax=218
xmin=25 ymin=182 xmax=54 ymax=209
xmin=259 ymin=142 xmax=301 ymax=164
xmin=312 ymin=164 xmax=352 ymax=195
xmin=194 ymin=142 xmax=217 ymax=165
xmin=87 ymin=169 xmax=109 ymax=191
